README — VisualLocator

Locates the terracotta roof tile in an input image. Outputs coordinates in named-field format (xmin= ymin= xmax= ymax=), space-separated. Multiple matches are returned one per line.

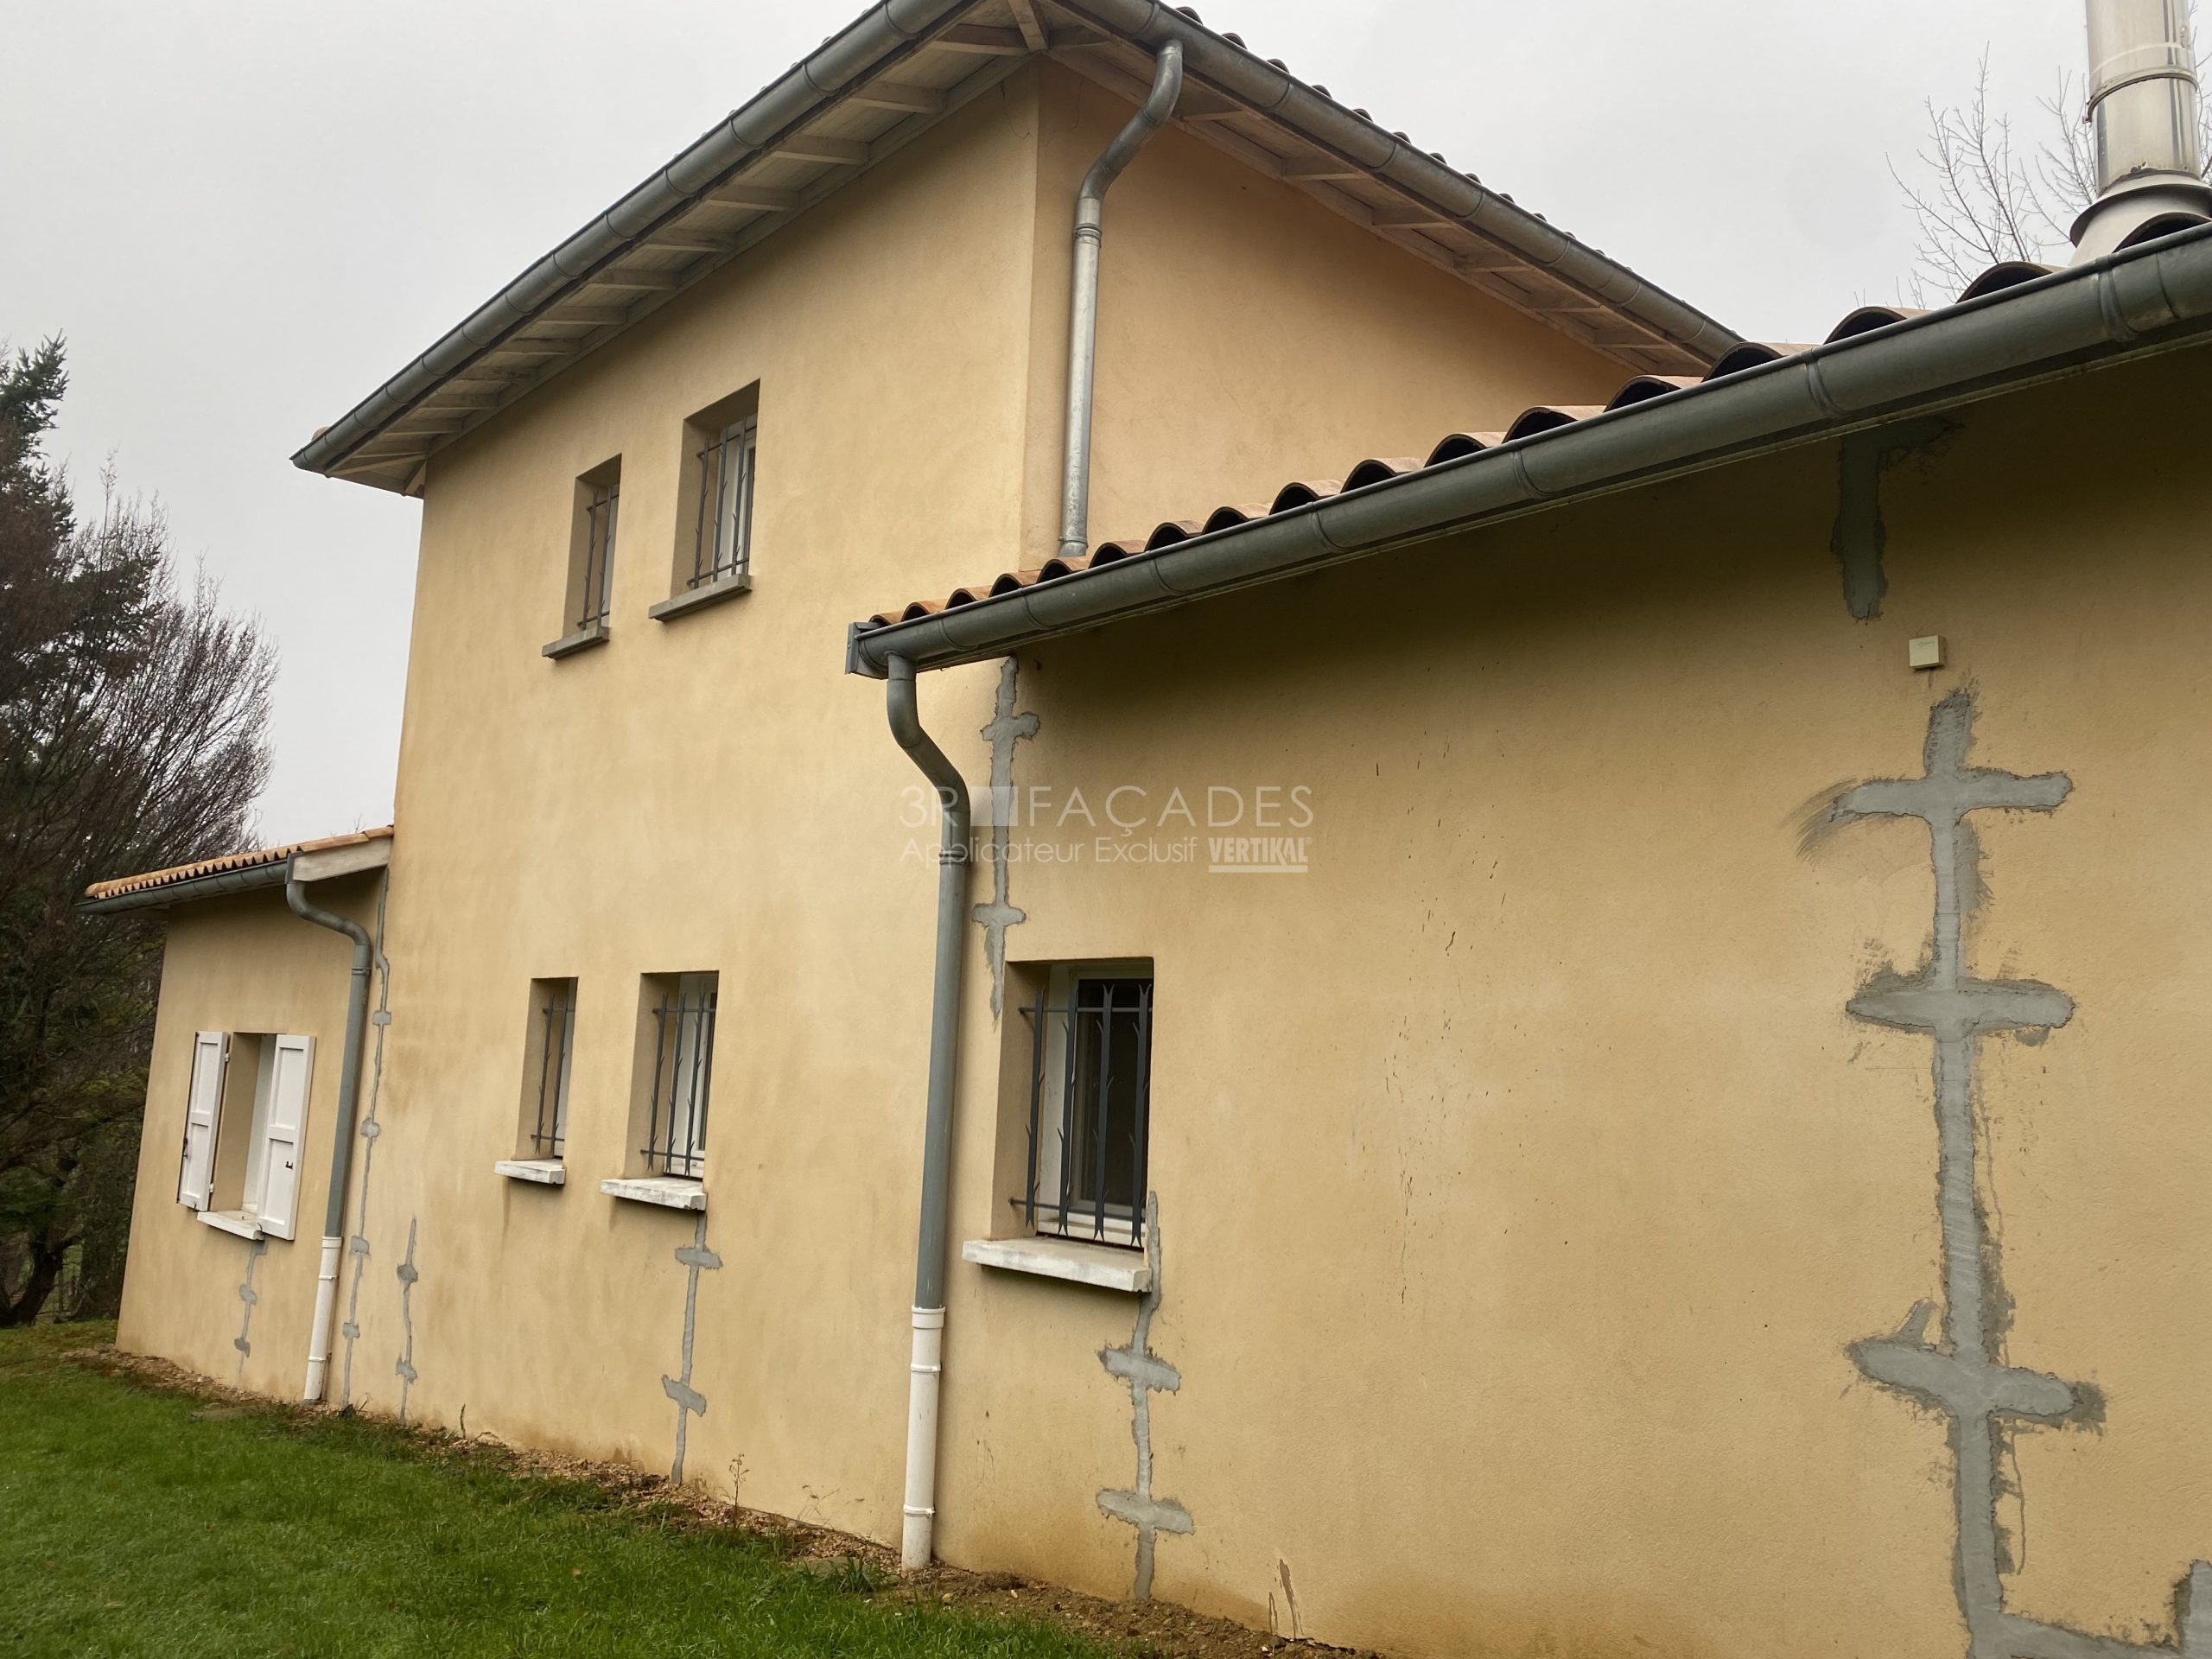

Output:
xmin=83 ymin=826 xmax=393 ymax=903
xmin=858 ymin=261 xmax=2056 ymax=633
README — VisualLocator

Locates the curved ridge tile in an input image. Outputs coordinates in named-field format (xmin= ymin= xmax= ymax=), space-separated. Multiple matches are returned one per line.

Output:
xmin=988 ymin=571 xmax=1039 ymax=599
xmin=1504 ymin=405 xmax=1599 ymax=442
xmin=1204 ymin=505 xmax=1258 ymax=534
xmin=1705 ymin=341 xmax=1796 ymax=379
xmin=1827 ymin=306 xmax=1919 ymax=344
xmin=1344 ymin=457 xmax=1425 ymax=491
xmin=1270 ymin=480 xmax=1342 ymax=513
xmin=1145 ymin=520 xmax=1202 ymax=550
xmin=1605 ymin=375 xmax=1699 ymax=412
xmin=1424 ymin=433 xmax=1491 ymax=466
xmin=1959 ymin=260 xmax=2057 ymax=301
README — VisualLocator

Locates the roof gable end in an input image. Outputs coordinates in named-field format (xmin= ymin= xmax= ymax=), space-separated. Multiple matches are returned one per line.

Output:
xmin=295 ymin=0 xmax=1740 ymax=493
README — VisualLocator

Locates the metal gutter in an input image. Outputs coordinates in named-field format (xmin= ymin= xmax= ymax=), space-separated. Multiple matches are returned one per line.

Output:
xmin=848 ymin=220 xmax=2212 ymax=677
xmin=290 ymin=0 xmax=971 ymax=480
xmin=77 ymin=862 xmax=292 ymax=915
xmin=1052 ymin=0 xmax=1738 ymax=365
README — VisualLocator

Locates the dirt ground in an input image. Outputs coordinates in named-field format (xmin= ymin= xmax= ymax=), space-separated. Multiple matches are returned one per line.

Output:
xmin=69 ymin=1344 xmax=1377 ymax=1659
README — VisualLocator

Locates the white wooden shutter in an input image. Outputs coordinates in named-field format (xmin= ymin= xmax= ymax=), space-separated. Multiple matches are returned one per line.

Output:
xmin=177 ymin=1031 xmax=228 ymax=1211
xmin=253 ymin=1034 xmax=314 ymax=1241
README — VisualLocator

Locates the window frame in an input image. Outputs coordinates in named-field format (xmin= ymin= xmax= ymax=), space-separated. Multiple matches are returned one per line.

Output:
xmin=575 ymin=477 xmax=620 ymax=633
xmin=642 ymin=972 xmax=718 ymax=1180
xmin=1019 ymin=962 xmax=1154 ymax=1250
xmin=522 ymin=978 xmax=577 ymax=1161
xmin=688 ymin=416 xmax=757 ymax=592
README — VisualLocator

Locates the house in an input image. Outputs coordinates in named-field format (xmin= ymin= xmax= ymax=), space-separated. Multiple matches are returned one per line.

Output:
xmin=86 ymin=1 xmax=2212 ymax=1654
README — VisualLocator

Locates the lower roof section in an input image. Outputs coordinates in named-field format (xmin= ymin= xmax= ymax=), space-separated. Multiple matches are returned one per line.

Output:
xmin=846 ymin=225 xmax=2212 ymax=678
xmin=80 ymin=827 xmax=393 ymax=915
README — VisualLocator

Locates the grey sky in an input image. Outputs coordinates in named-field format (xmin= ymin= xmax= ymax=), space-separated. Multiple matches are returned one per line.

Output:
xmin=1 ymin=0 xmax=2088 ymax=843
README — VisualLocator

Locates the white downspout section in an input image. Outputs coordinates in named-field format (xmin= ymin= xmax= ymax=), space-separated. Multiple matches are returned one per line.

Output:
xmin=304 ymin=1236 xmax=343 ymax=1399
xmin=902 ymin=1306 xmax=947 ymax=1566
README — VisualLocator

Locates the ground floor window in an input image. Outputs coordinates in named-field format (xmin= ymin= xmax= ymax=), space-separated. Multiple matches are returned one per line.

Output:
xmin=1020 ymin=963 xmax=1154 ymax=1249
xmin=641 ymin=972 xmax=717 ymax=1179
xmin=518 ymin=978 xmax=577 ymax=1160
xmin=177 ymin=1029 xmax=314 ymax=1239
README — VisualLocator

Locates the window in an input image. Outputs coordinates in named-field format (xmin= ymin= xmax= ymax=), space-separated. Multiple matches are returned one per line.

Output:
xmin=548 ymin=460 xmax=620 ymax=657
xmin=519 ymin=979 xmax=576 ymax=1160
xmin=688 ymin=416 xmax=755 ymax=591
xmin=639 ymin=972 xmax=717 ymax=1179
xmin=655 ymin=385 xmax=760 ymax=621
xmin=177 ymin=1030 xmax=314 ymax=1241
xmin=1018 ymin=965 xmax=1154 ymax=1249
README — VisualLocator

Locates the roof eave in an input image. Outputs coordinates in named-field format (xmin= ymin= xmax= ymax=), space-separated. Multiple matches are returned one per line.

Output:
xmin=291 ymin=0 xmax=1740 ymax=493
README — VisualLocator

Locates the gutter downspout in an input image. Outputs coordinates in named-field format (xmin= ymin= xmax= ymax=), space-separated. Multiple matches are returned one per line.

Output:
xmin=1058 ymin=41 xmax=1185 ymax=559
xmin=286 ymin=859 xmax=375 ymax=1404
xmin=886 ymin=654 xmax=973 ymax=1570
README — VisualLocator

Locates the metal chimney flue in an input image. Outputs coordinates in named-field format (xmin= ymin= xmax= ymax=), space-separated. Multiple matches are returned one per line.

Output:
xmin=2071 ymin=0 xmax=2212 ymax=260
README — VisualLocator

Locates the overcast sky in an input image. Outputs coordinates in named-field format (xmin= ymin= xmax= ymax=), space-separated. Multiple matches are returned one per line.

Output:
xmin=2 ymin=0 xmax=2089 ymax=843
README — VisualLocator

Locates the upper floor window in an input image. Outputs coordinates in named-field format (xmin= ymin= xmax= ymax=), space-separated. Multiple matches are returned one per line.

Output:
xmin=546 ymin=459 xmax=620 ymax=658
xmin=654 ymin=385 xmax=760 ymax=622
xmin=1019 ymin=964 xmax=1154 ymax=1249
xmin=690 ymin=416 xmax=756 ymax=590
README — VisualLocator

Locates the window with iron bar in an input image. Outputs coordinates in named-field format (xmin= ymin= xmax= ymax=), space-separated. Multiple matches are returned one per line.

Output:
xmin=575 ymin=482 xmax=619 ymax=632
xmin=687 ymin=416 xmax=756 ymax=591
xmin=643 ymin=972 xmax=717 ymax=1179
xmin=1020 ymin=964 xmax=1154 ymax=1249
xmin=523 ymin=978 xmax=576 ymax=1160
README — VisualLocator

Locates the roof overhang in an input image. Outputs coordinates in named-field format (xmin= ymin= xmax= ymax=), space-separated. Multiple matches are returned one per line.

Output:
xmin=293 ymin=0 xmax=1739 ymax=495
xmin=79 ymin=828 xmax=393 ymax=916
xmin=845 ymin=223 xmax=2212 ymax=677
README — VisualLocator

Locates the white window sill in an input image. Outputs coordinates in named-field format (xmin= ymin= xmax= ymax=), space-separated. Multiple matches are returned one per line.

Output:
xmin=198 ymin=1209 xmax=264 ymax=1242
xmin=495 ymin=1159 xmax=566 ymax=1186
xmin=649 ymin=572 xmax=750 ymax=623
xmin=962 ymin=1235 xmax=1151 ymax=1294
xmin=542 ymin=622 xmax=610 ymax=659
xmin=600 ymin=1176 xmax=707 ymax=1211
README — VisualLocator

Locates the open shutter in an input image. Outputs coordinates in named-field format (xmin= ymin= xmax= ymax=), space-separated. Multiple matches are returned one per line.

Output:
xmin=253 ymin=1034 xmax=314 ymax=1241
xmin=177 ymin=1031 xmax=228 ymax=1211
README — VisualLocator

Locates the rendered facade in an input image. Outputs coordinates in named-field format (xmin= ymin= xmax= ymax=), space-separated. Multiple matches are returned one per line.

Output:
xmin=89 ymin=4 xmax=2212 ymax=1655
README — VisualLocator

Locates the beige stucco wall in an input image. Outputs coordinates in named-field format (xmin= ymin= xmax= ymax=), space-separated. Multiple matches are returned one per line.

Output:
xmin=926 ymin=341 xmax=2212 ymax=1656
xmin=100 ymin=55 xmax=1624 ymax=1553
xmin=111 ymin=53 xmax=2212 ymax=1659
xmin=117 ymin=880 xmax=378 ymax=1395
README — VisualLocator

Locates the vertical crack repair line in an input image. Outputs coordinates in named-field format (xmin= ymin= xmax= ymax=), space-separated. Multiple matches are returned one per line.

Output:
xmin=1832 ymin=690 xmax=2211 ymax=1659
xmin=975 ymin=658 xmax=1038 ymax=1021
xmin=1097 ymin=1194 xmax=1192 ymax=1599
xmin=231 ymin=1237 xmax=268 ymax=1377
xmin=393 ymin=1217 xmax=419 ymax=1425
xmin=664 ymin=1212 xmax=721 ymax=1484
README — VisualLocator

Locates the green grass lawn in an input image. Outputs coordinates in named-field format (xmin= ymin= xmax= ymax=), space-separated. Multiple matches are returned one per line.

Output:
xmin=0 ymin=1324 xmax=1111 ymax=1659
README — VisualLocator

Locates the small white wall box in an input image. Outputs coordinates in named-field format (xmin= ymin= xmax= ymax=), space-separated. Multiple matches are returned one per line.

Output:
xmin=1909 ymin=635 xmax=1948 ymax=671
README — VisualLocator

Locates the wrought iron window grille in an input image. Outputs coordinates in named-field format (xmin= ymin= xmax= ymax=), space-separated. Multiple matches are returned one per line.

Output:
xmin=528 ymin=980 xmax=577 ymax=1159
xmin=1020 ymin=970 xmax=1154 ymax=1249
xmin=575 ymin=484 xmax=619 ymax=633
xmin=645 ymin=975 xmax=717 ymax=1179
xmin=688 ymin=416 xmax=757 ymax=591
